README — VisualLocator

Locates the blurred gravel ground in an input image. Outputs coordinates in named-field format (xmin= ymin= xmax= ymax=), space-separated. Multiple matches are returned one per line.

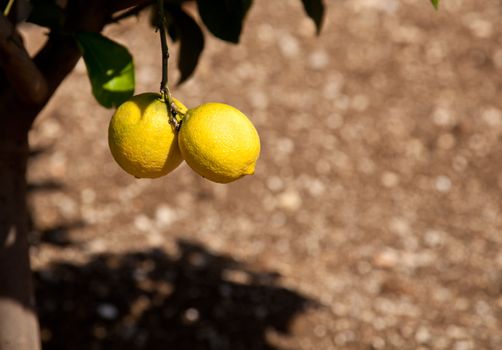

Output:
xmin=22 ymin=0 xmax=502 ymax=349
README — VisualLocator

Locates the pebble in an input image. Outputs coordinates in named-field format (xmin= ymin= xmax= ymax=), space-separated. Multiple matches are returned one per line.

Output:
xmin=415 ymin=326 xmax=431 ymax=344
xmin=351 ymin=95 xmax=369 ymax=112
xmin=373 ymin=249 xmax=399 ymax=268
xmin=423 ymin=229 xmax=445 ymax=247
xmin=277 ymin=190 xmax=302 ymax=211
xmin=267 ymin=176 xmax=284 ymax=192
xmin=134 ymin=214 xmax=152 ymax=232
xmin=308 ymin=50 xmax=330 ymax=70
xmin=381 ymin=171 xmax=399 ymax=188
xmin=432 ymin=108 xmax=455 ymax=126
xmin=465 ymin=17 xmax=493 ymax=38
xmin=481 ymin=107 xmax=502 ymax=126
xmin=306 ymin=178 xmax=326 ymax=197
xmin=453 ymin=340 xmax=474 ymax=350
xmin=183 ymin=308 xmax=200 ymax=324
xmin=97 ymin=303 xmax=119 ymax=320
xmin=248 ymin=90 xmax=269 ymax=110
xmin=435 ymin=176 xmax=452 ymax=193
xmin=154 ymin=205 xmax=177 ymax=228
xmin=389 ymin=217 xmax=410 ymax=235
xmin=81 ymin=188 xmax=96 ymax=204
xmin=85 ymin=239 xmax=107 ymax=254
xmin=278 ymin=33 xmax=300 ymax=58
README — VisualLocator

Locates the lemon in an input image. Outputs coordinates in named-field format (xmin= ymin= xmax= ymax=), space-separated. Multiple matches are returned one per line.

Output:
xmin=108 ymin=92 xmax=187 ymax=178
xmin=178 ymin=102 xmax=260 ymax=183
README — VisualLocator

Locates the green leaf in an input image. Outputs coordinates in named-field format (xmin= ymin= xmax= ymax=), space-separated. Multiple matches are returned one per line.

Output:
xmin=431 ymin=0 xmax=440 ymax=10
xmin=196 ymin=0 xmax=253 ymax=43
xmin=75 ymin=32 xmax=135 ymax=109
xmin=166 ymin=5 xmax=205 ymax=84
xmin=150 ymin=4 xmax=179 ymax=42
xmin=300 ymin=0 xmax=325 ymax=34
xmin=27 ymin=0 xmax=65 ymax=29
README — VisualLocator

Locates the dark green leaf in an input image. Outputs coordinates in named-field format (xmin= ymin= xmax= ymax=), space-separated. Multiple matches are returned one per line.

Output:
xmin=431 ymin=0 xmax=440 ymax=10
xmin=300 ymin=0 xmax=325 ymax=35
xmin=149 ymin=4 xmax=179 ymax=42
xmin=166 ymin=12 xmax=179 ymax=42
xmin=196 ymin=0 xmax=253 ymax=43
xmin=166 ymin=5 xmax=205 ymax=84
xmin=27 ymin=0 xmax=65 ymax=29
xmin=75 ymin=32 xmax=135 ymax=109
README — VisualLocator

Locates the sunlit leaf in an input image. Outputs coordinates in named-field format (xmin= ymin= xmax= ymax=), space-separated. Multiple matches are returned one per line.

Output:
xmin=75 ymin=32 xmax=135 ymax=109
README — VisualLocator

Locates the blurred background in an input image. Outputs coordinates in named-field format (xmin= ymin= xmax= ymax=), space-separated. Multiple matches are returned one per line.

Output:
xmin=20 ymin=0 xmax=502 ymax=349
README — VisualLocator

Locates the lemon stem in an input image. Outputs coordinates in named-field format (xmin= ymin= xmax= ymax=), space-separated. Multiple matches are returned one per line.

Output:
xmin=157 ymin=0 xmax=179 ymax=127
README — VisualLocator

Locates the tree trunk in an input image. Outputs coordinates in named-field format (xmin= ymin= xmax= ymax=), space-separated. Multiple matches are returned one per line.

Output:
xmin=0 ymin=117 xmax=40 ymax=350
xmin=0 ymin=3 xmax=128 ymax=349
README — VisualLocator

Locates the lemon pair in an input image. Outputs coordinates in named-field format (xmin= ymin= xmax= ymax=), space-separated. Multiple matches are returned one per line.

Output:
xmin=108 ymin=93 xmax=260 ymax=183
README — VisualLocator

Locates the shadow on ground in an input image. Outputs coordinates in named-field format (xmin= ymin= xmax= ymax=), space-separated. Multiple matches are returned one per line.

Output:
xmin=34 ymin=240 xmax=315 ymax=350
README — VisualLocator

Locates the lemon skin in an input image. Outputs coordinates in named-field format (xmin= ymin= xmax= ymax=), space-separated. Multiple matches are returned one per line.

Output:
xmin=178 ymin=102 xmax=260 ymax=183
xmin=108 ymin=93 xmax=187 ymax=178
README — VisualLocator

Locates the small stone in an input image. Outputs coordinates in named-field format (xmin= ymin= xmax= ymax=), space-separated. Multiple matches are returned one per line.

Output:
xmin=155 ymin=205 xmax=177 ymax=228
xmin=466 ymin=18 xmax=493 ymax=38
xmin=85 ymin=239 xmax=106 ymax=254
xmin=447 ymin=325 xmax=467 ymax=339
xmin=435 ymin=176 xmax=452 ymax=193
xmin=415 ymin=326 xmax=431 ymax=344
xmin=97 ymin=303 xmax=118 ymax=320
xmin=389 ymin=217 xmax=410 ymax=235
xmin=81 ymin=188 xmax=96 ymax=204
xmin=277 ymin=190 xmax=302 ymax=211
xmin=381 ymin=171 xmax=399 ymax=188
xmin=453 ymin=340 xmax=474 ymax=350
xmin=278 ymin=33 xmax=299 ymax=58
xmin=371 ymin=337 xmax=386 ymax=349
xmin=276 ymin=137 xmax=295 ymax=155
xmin=248 ymin=90 xmax=269 ymax=110
xmin=306 ymin=178 xmax=325 ymax=197
xmin=482 ymin=107 xmax=502 ymax=126
xmin=308 ymin=50 xmax=329 ymax=69
xmin=424 ymin=229 xmax=444 ymax=247
xmin=134 ymin=214 xmax=152 ymax=232
xmin=256 ymin=23 xmax=275 ymax=44
xmin=183 ymin=308 xmax=200 ymax=324
xmin=147 ymin=232 xmax=164 ymax=246
xmin=373 ymin=249 xmax=399 ymax=268
xmin=432 ymin=108 xmax=454 ymax=126
xmin=351 ymin=95 xmax=369 ymax=112
xmin=267 ymin=176 xmax=284 ymax=192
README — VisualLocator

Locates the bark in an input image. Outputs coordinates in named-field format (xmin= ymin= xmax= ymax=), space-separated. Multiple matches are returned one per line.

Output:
xmin=0 ymin=115 xmax=39 ymax=350
xmin=0 ymin=1 xmax=151 ymax=348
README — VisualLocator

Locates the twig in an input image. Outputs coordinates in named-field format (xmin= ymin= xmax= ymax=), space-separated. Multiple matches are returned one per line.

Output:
xmin=157 ymin=0 xmax=179 ymax=128
xmin=109 ymin=1 xmax=153 ymax=23
xmin=0 ymin=15 xmax=48 ymax=104
xmin=3 ymin=0 xmax=15 ymax=17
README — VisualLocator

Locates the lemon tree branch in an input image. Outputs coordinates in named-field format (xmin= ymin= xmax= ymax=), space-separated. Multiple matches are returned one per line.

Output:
xmin=158 ymin=0 xmax=170 ymax=94
xmin=157 ymin=0 xmax=180 ymax=128
xmin=0 ymin=15 xmax=48 ymax=105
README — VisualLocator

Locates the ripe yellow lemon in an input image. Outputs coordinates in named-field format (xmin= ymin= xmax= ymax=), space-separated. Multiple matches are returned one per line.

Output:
xmin=108 ymin=92 xmax=187 ymax=178
xmin=178 ymin=102 xmax=260 ymax=183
